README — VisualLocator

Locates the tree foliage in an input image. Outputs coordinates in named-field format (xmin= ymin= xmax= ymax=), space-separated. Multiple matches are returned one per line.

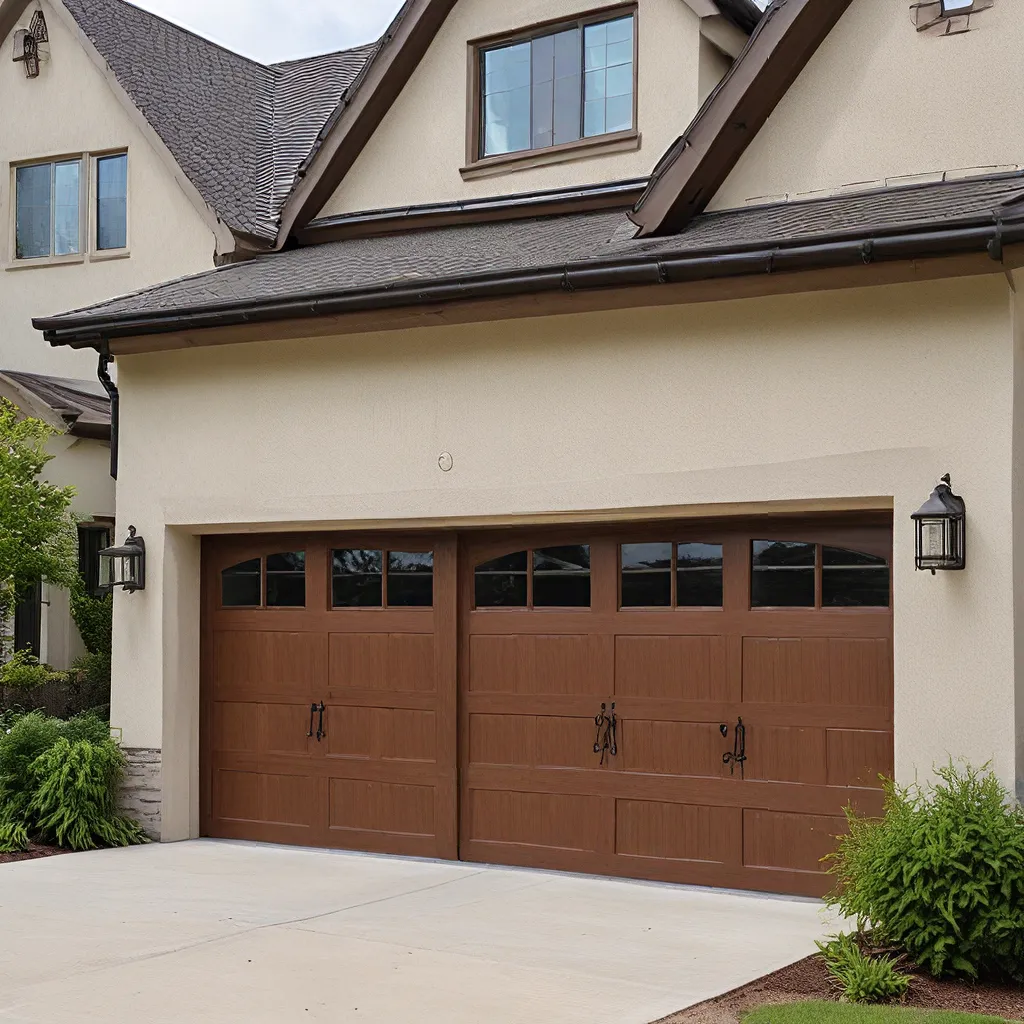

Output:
xmin=0 ymin=400 xmax=78 ymax=650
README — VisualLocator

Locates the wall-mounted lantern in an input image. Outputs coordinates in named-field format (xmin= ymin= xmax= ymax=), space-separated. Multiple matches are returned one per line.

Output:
xmin=911 ymin=475 xmax=966 ymax=573
xmin=99 ymin=526 xmax=146 ymax=593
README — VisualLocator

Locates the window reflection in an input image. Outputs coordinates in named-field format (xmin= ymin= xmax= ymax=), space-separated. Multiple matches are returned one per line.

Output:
xmin=621 ymin=542 xmax=671 ymax=607
xmin=751 ymin=541 xmax=815 ymax=607
xmin=333 ymin=549 xmax=383 ymax=607
xmin=534 ymin=546 xmax=590 ymax=607
xmin=222 ymin=558 xmax=260 ymax=607
xmin=475 ymin=551 xmax=527 ymax=607
xmin=677 ymin=543 xmax=723 ymax=607
xmin=266 ymin=551 xmax=305 ymax=607
xmin=822 ymin=547 xmax=890 ymax=607
xmin=387 ymin=551 xmax=434 ymax=607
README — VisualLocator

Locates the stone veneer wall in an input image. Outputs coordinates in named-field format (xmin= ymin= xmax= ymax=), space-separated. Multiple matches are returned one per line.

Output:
xmin=120 ymin=748 xmax=162 ymax=839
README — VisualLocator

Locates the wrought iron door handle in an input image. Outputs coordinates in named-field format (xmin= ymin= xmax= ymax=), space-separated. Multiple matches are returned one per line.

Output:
xmin=307 ymin=703 xmax=317 ymax=738
xmin=593 ymin=703 xmax=607 ymax=754
xmin=607 ymin=703 xmax=617 ymax=758
xmin=316 ymin=702 xmax=326 ymax=742
xmin=722 ymin=717 xmax=746 ymax=776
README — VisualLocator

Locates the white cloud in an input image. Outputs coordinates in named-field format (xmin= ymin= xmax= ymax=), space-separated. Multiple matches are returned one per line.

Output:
xmin=130 ymin=0 xmax=404 ymax=64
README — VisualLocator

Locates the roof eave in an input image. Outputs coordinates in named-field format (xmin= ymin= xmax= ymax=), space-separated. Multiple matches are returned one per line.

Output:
xmin=37 ymin=211 xmax=1023 ymax=350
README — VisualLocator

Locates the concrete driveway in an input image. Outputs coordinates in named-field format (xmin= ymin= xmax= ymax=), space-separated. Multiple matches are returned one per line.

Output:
xmin=0 ymin=841 xmax=838 ymax=1024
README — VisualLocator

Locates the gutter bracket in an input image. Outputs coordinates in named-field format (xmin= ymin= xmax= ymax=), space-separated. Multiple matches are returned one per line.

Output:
xmin=561 ymin=270 xmax=575 ymax=293
xmin=988 ymin=220 xmax=1004 ymax=263
xmin=765 ymin=250 xmax=776 ymax=274
xmin=96 ymin=345 xmax=119 ymax=481
xmin=860 ymin=240 xmax=875 ymax=265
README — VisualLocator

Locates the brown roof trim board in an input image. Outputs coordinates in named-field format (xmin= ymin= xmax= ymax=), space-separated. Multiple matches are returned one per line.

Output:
xmin=297 ymin=179 xmax=648 ymax=244
xmin=629 ymin=0 xmax=853 ymax=237
xmin=275 ymin=0 xmax=460 ymax=247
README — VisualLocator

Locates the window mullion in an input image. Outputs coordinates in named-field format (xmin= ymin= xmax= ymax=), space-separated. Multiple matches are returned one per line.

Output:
xmin=49 ymin=161 xmax=56 ymax=257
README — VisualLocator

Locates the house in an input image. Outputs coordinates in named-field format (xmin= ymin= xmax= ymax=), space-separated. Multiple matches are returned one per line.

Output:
xmin=0 ymin=0 xmax=378 ymax=666
xmin=28 ymin=0 xmax=1021 ymax=898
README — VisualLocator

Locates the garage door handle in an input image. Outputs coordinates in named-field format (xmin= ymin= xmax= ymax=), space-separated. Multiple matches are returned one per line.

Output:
xmin=307 ymin=703 xmax=318 ymax=738
xmin=722 ymin=717 xmax=746 ymax=776
xmin=593 ymin=702 xmax=617 ymax=765
xmin=316 ymin=702 xmax=326 ymax=742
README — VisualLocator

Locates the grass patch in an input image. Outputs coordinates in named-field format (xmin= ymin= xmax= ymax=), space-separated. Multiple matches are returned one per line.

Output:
xmin=742 ymin=1003 xmax=1011 ymax=1024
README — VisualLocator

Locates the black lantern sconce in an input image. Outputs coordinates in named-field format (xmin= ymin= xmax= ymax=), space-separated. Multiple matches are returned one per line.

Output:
xmin=98 ymin=526 xmax=146 ymax=593
xmin=911 ymin=475 xmax=966 ymax=574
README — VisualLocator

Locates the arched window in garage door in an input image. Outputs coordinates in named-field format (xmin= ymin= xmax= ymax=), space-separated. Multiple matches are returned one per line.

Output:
xmin=474 ymin=546 xmax=591 ymax=608
xmin=220 ymin=552 xmax=306 ymax=608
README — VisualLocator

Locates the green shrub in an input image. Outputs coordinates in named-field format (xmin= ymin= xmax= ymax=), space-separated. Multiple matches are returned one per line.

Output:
xmin=70 ymin=584 xmax=112 ymax=657
xmin=0 ymin=650 xmax=52 ymax=691
xmin=0 ymin=711 xmax=133 ymax=853
xmin=817 ymin=933 xmax=911 ymax=1004
xmin=826 ymin=763 xmax=1024 ymax=982
xmin=28 ymin=738 xmax=147 ymax=851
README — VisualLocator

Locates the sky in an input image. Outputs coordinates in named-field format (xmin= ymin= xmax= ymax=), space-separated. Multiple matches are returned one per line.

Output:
xmin=131 ymin=0 xmax=404 ymax=64
xmin=131 ymin=0 xmax=773 ymax=66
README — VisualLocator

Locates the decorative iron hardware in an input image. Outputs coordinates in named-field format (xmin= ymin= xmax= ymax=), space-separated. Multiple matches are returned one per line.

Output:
xmin=307 ymin=703 xmax=318 ymax=738
xmin=316 ymin=702 xmax=326 ymax=742
xmin=722 ymin=717 xmax=746 ymax=776
xmin=593 ymin=702 xmax=618 ymax=765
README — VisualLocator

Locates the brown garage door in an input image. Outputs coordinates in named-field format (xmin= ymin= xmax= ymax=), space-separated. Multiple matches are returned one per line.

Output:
xmin=459 ymin=517 xmax=893 ymax=897
xmin=201 ymin=534 xmax=457 ymax=858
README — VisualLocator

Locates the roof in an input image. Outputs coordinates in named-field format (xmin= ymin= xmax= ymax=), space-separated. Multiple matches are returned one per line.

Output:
xmin=55 ymin=0 xmax=377 ymax=242
xmin=36 ymin=171 xmax=1024 ymax=346
xmin=630 ymin=0 xmax=852 ymax=237
xmin=0 ymin=370 xmax=111 ymax=439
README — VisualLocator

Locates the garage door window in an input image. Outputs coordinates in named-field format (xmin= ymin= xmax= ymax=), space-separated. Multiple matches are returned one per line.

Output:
xmin=474 ymin=546 xmax=591 ymax=608
xmin=620 ymin=542 xmax=723 ymax=608
xmin=266 ymin=552 xmax=306 ymax=607
xmin=221 ymin=553 xmax=306 ymax=608
xmin=752 ymin=541 xmax=890 ymax=608
xmin=332 ymin=549 xmax=434 ymax=608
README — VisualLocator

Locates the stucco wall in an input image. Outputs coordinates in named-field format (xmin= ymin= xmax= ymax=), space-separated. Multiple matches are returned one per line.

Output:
xmin=319 ymin=0 xmax=707 ymax=217
xmin=0 ymin=0 xmax=216 ymax=379
xmin=109 ymin=272 xmax=1021 ymax=837
xmin=712 ymin=0 xmax=1024 ymax=210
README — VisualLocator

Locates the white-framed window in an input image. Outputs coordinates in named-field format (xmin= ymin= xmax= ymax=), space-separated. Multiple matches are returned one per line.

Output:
xmin=10 ymin=149 xmax=128 ymax=264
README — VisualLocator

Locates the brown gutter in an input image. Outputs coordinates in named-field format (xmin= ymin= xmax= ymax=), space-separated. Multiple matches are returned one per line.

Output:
xmin=275 ymin=0 xmax=459 ymax=248
xmin=629 ymin=0 xmax=853 ymax=237
xmin=37 ymin=213 xmax=1022 ymax=349
xmin=297 ymin=179 xmax=647 ymax=244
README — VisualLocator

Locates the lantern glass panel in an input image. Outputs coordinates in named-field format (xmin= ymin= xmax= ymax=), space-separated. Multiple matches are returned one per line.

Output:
xmin=921 ymin=520 xmax=947 ymax=561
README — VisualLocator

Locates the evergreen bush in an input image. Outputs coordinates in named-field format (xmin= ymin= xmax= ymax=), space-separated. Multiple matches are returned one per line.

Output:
xmin=826 ymin=763 xmax=1024 ymax=982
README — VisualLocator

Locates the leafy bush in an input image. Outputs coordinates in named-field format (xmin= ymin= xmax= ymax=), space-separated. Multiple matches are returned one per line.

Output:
xmin=0 ymin=711 xmax=137 ymax=852
xmin=826 ymin=763 xmax=1024 ymax=982
xmin=28 ymin=738 xmax=148 ymax=851
xmin=70 ymin=584 xmax=112 ymax=658
xmin=817 ymin=933 xmax=911 ymax=1004
xmin=0 ymin=650 xmax=51 ymax=691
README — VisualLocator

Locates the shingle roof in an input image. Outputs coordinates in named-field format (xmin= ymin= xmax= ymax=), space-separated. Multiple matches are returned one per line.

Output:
xmin=0 ymin=370 xmax=111 ymax=438
xmin=61 ymin=0 xmax=376 ymax=241
xmin=35 ymin=172 xmax=1024 ymax=338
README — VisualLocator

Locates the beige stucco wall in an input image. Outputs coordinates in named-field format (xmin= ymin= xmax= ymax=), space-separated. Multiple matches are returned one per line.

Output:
xmin=712 ymin=0 xmax=1024 ymax=210
xmin=0 ymin=0 xmax=217 ymax=379
xmin=39 ymin=432 xmax=115 ymax=668
xmin=109 ymin=272 xmax=1022 ymax=838
xmin=319 ymin=0 xmax=710 ymax=217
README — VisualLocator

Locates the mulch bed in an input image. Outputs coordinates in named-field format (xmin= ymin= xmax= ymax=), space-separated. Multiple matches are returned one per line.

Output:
xmin=655 ymin=955 xmax=1024 ymax=1024
xmin=0 ymin=843 xmax=71 ymax=866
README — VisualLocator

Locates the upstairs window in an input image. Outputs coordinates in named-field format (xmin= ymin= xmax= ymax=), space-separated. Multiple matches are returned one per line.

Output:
xmin=96 ymin=153 xmax=128 ymax=251
xmin=15 ymin=158 xmax=82 ymax=259
xmin=476 ymin=9 xmax=636 ymax=161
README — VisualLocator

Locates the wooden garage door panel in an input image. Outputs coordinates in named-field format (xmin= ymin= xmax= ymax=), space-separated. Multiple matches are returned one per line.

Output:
xmin=745 ymin=725 xmax=827 ymax=785
xmin=615 ymin=635 xmax=729 ymax=700
xmin=826 ymin=729 xmax=892 ymax=789
xmin=469 ymin=714 xmax=600 ymax=769
xmin=619 ymin=719 xmax=727 ymax=778
xmin=326 ymin=706 xmax=436 ymax=763
xmin=470 ymin=790 xmax=608 ymax=853
xmin=743 ymin=637 xmax=891 ymax=708
xmin=261 ymin=703 xmax=315 ymax=757
xmin=329 ymin=779 xmax=434 ymax=838
xmin=616 ymin=800 xmax=741 ymax=865
xmin=213 ymin=630 xmax=326 ymax=695
xmin=329 ymin=633 xmax=436 ymax=693
xmin=469 ymin=635 xmax=609 ymax=694
xmin=743 ymin=809 xmax=847 ymax=874
xmin=213 ymin=702 xmax=258 ymax=753
xmin=213 ymin=769 xmax=318 ymax=828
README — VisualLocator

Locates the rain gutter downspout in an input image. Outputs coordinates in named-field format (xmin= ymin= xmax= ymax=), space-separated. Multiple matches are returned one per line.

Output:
xmin=96 ymin=345 xmax=118 ymax=480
